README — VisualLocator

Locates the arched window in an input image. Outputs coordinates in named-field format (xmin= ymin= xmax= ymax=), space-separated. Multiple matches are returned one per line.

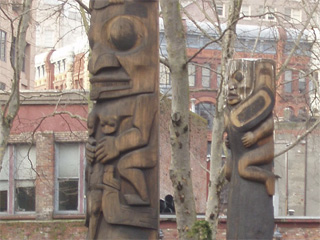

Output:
xmin=195 ymin=102 xmax=215 ymax=129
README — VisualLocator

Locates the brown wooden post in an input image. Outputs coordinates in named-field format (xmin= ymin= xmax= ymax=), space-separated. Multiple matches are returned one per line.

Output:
xmin=224 ymin=59 xmax=276 ymax=239
xmin=85 ymin=1 xmax=159 ymax=239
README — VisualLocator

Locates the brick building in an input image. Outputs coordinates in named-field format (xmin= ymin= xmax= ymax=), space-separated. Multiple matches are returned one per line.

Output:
xmin=0 ymin=90 xmax=207 ymax=219
xmin=32 ymin=16 xmax=320 ymax=213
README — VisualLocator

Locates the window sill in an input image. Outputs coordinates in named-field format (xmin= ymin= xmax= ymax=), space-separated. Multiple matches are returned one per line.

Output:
xmin=53 ymin=214 xmax=85 ymax=220
xmin=0 ymin=215 xmax=36 ymax=220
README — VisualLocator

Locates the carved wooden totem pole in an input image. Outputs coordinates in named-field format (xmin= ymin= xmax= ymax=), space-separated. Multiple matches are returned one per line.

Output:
xmin=224 ymin=59 xmax=276 ymax=239
xmin=85 ymin=1 xmax=159 ymax=239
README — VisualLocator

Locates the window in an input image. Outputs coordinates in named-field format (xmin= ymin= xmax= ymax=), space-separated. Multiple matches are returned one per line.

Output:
xmin=298 ymin=72 xmax=306 ymax=93
xmin=14 ymin=145 xmax=36 ymax=212
xmin=202 ymin=64 xmax=211 ymax=88
xmin=0 ymin=30 xmax=6 ymax=61
xmin=284 ymin=71 xmax=292 ymax=93
xmin=285 ymin=8 xmax=302 ymax=23
xmin=44 ymin=29 xmax=54 ymax=47
xmin=55 ymin=143 xmax=85 ymax=213
xmin=54 ymin=60 xmax=66 ymax=75
xmin=216 ymin=4 xmax=225 ymax=17
xmin=291 ymin=9 xmax=302 ymax=23
xmin=284 ymin=107 xmax=294 ymax=121
xmin=42 ymin=65 xmax=46 ymax=77
xmin=0 ymin=148 xmax=9 ymax=212
xmin=68 ymin=10 xmax=79 ymax=20
xmin=266 ymin=7 xmax=276 ymax=21
xmin=258 ymin=6 xmax=276 ymax=21
xmin=195 ymin=102 xmax=215 ymax=129
xmin=55 ymin=61 xmax=60 ymax=74
xmin=0 ymin=145 xmax=36 ymax=214
xmin=188 ymin=64 xmax=196 ymax=87
xmin=240 ymin=5 xmax=251 ymax=18
xmin=298 ymin=107 xmax=307 ymax=121
xmin=160 ymin=64 xmax=171 ymax=86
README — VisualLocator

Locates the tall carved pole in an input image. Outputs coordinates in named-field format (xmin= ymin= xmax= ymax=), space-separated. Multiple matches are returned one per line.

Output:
xmin=224 ymin=59 xmax=276 ymax=239
xmin=85 ymin=1 xmax=159 ymax=239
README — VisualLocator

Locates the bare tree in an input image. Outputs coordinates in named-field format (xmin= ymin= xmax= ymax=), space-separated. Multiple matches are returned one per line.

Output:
xmin=161 ymin=0 xmax=320 ymax=239
xmin=0 ymin=0 xmax=34 ymax=172
xmin=160 ymin=1 xmax=198 ymax=239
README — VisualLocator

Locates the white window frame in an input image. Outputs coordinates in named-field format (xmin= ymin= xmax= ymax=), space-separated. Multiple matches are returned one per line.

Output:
xmin=0 ymin=29 xmax=6 ymax=62
xmin=216 ymin=4 xmax=225 ymax=18
xmin=202 ymin=64 xmax=211 ymax=88
xmin=284 ymin=70 xmax=293 ymax=93
xmin=298 ymin=71 xmax=306 ymax=93
xmin=259 ymin=6 xmax=276 ymax=21
xmin=285 ymin=8 xmax=302 ymax=23
xmin=240 ymin=5 xmax=251 ymax=19
xmin=188 ymin=64 xmax=196 ymax=87
xmin=0 ymin=145 xmax=36 ymax=215
xmin=159 ymin=63 xmax=171 ymax=86
xmin=54 ymin=142 xmax=85 ymax=214
xmin=265 ymin=6 xmax=276 ymax=21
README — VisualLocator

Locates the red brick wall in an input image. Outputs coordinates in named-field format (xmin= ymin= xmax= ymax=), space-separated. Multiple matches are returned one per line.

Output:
xmin=35 ymin=132 xmax=55 ymax=220
xmin=159 ymin=97 xmax=208 ymax=213
xmin=1 ymin=219 xmax=319 ymax=239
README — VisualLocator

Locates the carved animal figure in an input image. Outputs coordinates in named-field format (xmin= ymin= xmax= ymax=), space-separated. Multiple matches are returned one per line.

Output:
xmin=224 ymin=59 xmax=276 ymax=196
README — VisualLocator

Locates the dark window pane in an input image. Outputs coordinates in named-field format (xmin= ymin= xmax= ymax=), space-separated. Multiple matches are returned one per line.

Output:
xmin=0 ymin=190 xmax=7 ymax=212
xmin=59 ymin=180 xmax=78 ymax=211
xmin=195 ymin=102 xmax=216 ymax=129
xmin=15 ymin=187 xmax=35 ymax=212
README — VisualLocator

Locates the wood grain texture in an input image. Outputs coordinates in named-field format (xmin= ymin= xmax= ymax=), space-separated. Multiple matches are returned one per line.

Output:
xmin=225 ymin=59 xmax=276 ymax=240
xmin=85 ymin=1 xmax=159 ymax=239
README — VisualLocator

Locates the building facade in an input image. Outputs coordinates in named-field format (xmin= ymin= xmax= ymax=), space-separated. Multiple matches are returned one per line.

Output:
xmin=0 ymin=91 xmax=208 ymax=220
xmin=0 ymin=0 xmax=36 ymax=90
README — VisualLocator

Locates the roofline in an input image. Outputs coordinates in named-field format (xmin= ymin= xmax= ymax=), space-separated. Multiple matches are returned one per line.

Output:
xmin=0 ymin=90 xmax=90 ymax=105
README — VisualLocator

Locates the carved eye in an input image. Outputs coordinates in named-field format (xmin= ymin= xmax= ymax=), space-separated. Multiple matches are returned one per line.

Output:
xmin=103 ymin=16 xmax=145 ymax=52
xmin=233 ymin=71 xmax=244 ymax=82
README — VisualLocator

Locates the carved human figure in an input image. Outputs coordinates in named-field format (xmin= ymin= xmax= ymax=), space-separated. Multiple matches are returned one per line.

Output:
xmin=85 ymin=0 xmax=159 ymax=239
xmin=224 ymin=59 xmax=276 ymax=195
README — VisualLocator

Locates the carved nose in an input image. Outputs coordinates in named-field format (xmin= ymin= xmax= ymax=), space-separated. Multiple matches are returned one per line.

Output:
xmin=229 ymin=84 xmax=237 ymax=91
xmin=88 ymin=52 xmax=121 ymax=75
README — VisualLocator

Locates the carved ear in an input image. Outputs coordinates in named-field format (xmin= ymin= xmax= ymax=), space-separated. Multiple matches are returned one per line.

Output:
xmin=230 ymin=87 xmax=275 ymax=132
xmin=255 ymin=61 xmax=276 ymax=94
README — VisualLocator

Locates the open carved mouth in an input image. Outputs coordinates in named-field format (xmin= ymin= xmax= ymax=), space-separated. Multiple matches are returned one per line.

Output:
xmin=227 ymin=93 xmax=240 ymax=105
xmin=227 ymin=93 xmax=239 ymax=100
xmin=90 ymin=67 xmax=132 ymax=91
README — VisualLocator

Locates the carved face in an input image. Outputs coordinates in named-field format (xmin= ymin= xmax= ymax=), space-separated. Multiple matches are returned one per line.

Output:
xmin=88 ymin=1 xmax=158 ymax=100
xmin=226 ymin=60 xmax=254 ymax=106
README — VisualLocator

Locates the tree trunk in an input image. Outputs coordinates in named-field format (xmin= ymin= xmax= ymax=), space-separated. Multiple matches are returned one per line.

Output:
xmin=0 ymin=0 xmax=33 ymax=172
xmin=205 ymin=1 xmax=243 ymax=239
xmin=160 ymin=1 xmax=197 ymax=239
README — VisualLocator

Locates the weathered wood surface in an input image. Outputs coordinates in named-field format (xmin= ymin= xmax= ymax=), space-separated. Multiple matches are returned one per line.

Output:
xmin=85 ymin=1 xmax=159 ymax=239
xmin=224 ymin=59 xmax=276 ymax=240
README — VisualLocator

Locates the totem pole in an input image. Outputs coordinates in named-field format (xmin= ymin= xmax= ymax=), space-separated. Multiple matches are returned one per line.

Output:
xmin=85 ymin=0 xmax=159 ymax=239
xmin=224 ymin=59 xmax=276 ymax=239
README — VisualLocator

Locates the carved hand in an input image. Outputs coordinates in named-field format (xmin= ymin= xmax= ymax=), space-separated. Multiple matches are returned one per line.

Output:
xmin=86 ymin=138 xmax=96 ymax=164
xmin=242 ymin=131 xmax=256 ymax=148
xmin=96 ymin=136 xmax=120 ymax=163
